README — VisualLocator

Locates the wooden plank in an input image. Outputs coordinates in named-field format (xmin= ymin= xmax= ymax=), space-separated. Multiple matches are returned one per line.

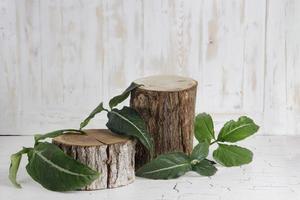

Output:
xmin=15 ymin=0 xmax=42 ymax=131
xmin=201 ymin=0 xmax=243 ymax=113
xmin=264 ymin=0 xmax=300 ymax=135
xmin=1 ymin=0 xmax=300 ymax=135
xmin=0 ymin=0 xmax=19 ymax=133
xmin=286 ymin=0 xmax=300 ymax=135
xmin=101 ymin=0 xmax=144 ymax=103
xmin=285 ymin=0 xmax=300 ymax=135
xmin=143 ymin=0 xmax=203 ymax=113
xmin=143 ymin=0 xmax=201 ymax=75
xmin=242 ymin=0 xmax=265 ymax=120
xmin=0 ymin=0 xmax=43 ymax=133
xmin=38 ymin=0 xmax=106 ymax=130
xmin=201 ymin=0 xmax=265 ymax=116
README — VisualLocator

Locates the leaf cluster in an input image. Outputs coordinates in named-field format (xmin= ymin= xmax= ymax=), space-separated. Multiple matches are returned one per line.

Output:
xmin=195 ymin=113 xmax=259 ymax=167
xmin=136 ymin=113 xmax=259 ymax=179
xmin=9 ymin=129 xmax=98 ymax=191
xmin=9 ymin=82 xmax=154 ymax=191
xmin=79 ymin=82 xmax=154 ymax=156
xmin=9 ymin=81 xmax=260 ymax=187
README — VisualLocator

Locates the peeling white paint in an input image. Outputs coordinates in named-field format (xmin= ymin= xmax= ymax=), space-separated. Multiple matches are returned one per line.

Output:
xmin=0 ymin=0 xmax=300 ymax=135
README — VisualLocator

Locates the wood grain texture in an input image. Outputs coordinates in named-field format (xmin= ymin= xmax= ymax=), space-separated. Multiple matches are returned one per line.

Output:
xmin=0 ymin=0 xmax=300 ymax=135
xmin=52 ymin=129 xmax=136 ymax=190
xmin=130 ymin=75 xmax=197 ymax=168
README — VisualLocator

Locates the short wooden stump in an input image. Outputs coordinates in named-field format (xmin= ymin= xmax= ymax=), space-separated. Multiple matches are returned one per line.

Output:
xmin=52 ymin=129 xmax=136 ymax=190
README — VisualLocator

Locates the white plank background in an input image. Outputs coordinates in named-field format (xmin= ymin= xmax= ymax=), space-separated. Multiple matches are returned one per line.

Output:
xmin=0 ymin=0 xmax=300 ymax=135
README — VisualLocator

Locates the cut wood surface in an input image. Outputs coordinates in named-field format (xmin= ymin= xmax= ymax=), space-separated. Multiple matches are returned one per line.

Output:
xmin=131 ymin=75 xmax=197 ymax=169
xmin=52 ymin=129 xmax=136 ymax=190
xmin=134 ymin=75 xmax=197 ymax=91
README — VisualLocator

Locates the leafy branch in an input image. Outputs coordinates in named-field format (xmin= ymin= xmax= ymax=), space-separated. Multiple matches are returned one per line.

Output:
xmin=9 ymin=82 xmax=154 ymax=191
xmin=136 ymin=113 xmax=259 ymax=179
xmin=9 ymin=129 xmax=98 ymax=191
xmin=196 ymin=114 xmax=259 ymax=167
xmin=8 ymin=79 xmax=259 ymax=189
xmin=79 ymin=82 xmax=154 ymax=157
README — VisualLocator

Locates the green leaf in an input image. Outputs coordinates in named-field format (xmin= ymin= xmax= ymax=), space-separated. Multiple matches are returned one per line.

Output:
xmin=80 ymin=102 xmax=106 ymax=130
xmin=106 ymin=106 xmax=154 ymax=157
xmin=192 ymin=159 xmax=217 ymax=176
xmin=26 ymin=142 xmax=100 ymax=191
xmin=9 ymin=148 xmax=32 ymax=188
xmin=34 ymin=129 xmax=85 ymax=144
xmin=190 ymin=142 xmax=209 ymax=161
xmin=136 ymin=152 xmax=191 ymax=179
xmin=217 ymin=116 xmax=259 ymax=143
xmin=213 ymin=144 xmax=253 ymax=167
xmin=194 ymin=113 xmax=215 ymax=143
xmin=109 ymin=82 xmax=141 ymax=109
xmin=204 ymin=158 xmax=216 ymax=165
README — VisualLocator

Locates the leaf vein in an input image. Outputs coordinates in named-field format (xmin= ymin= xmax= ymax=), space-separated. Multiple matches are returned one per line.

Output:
xmin=143 ymin=163 xmax=190 ymax=175
xmin=35 ymin=151 xmax=90 ymax=177
xmin=111 ymin=110 xmax=151 ymax=149
xmin=222 ymin=123 xmax=254 ymax=139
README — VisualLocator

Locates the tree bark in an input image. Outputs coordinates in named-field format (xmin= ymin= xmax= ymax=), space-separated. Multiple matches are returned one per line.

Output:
xmin=130 ymin=75 xmax=197 ymax=169
xmin=52 ymin=129 xmax=135 ymax=190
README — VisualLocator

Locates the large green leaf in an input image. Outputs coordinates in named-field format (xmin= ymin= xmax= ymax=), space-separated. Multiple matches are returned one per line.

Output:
xmin=34 ymin=129 xmax=85 ymax=144
xmin=217 ymin=116 xmax=259 ymax=143
xmin=136 ymin=152 xmax=191 ymax=179
xmin=109 ymin=82 xmax=141 ymax=109
xmin=190 ymin=142 xmax=209 ymax=161
xmin=26 ymin=142 xmax=100 ymax=191
xmin=80 ymin=102 xmax=106 ymax=130
xmin=192 ymin=159 xmax=217 ymax=176
xmin=194 ymin=113 xmax=215 ymax=143
xmin=9 ymin=148 xmax=32 ymax=188
xmin=213 ymin=144 xmax=253 ymax=167
xmin=106 ymin=106 xmax=154 ymax=156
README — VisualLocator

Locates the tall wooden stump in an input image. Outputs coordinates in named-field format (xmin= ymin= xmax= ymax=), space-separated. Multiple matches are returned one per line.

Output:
xmin=130 ymin=75 xmax=197 ymax=169
xmin=52 ymin=129 xmax=136 ymax=190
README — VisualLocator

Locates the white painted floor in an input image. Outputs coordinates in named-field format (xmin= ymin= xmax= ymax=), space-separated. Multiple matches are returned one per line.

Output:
xmin=0 ymin=135 xmax=299 ymax=200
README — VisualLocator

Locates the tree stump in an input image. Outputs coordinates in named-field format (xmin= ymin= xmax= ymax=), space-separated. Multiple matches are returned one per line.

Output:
xmin=52 ymin=129 xmax=136 ymax=190
xmin=130 ymin=75 xmax=197 ymax=169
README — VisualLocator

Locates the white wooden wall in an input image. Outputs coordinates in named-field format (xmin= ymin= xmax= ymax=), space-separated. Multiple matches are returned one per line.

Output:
xmin=1 ymin=0 xmax=300 ymax=135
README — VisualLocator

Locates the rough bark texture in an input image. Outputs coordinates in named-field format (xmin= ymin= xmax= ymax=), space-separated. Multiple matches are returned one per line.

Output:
xmin=130 ymin=75 xmax=197 ymax=169
xmin=52 ymin=129 xmax=135 ymax=190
